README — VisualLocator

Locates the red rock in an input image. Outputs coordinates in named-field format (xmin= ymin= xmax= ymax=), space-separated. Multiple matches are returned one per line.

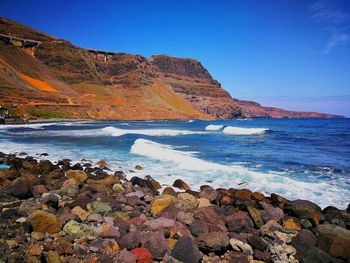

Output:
xmin=226 ymin=211 xmax=253 ymax=232
xmin=130 ymin=248 xmax=153 ymax=263
xmin=127 ymin=217 xmax=146 ymax=225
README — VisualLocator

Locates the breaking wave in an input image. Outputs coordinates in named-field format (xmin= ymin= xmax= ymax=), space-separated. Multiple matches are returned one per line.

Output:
xmin=205 ymin=124 xmax=224 ymax=131
xmin=130 ymin=138 xmax=348 ymax=208
xmin=102 ymin=126 xmax=205 ymax=137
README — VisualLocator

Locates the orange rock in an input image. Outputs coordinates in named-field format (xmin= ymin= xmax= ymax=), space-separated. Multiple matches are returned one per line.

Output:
xmin=71 ymin=206 xmax=90 ymax=221
xmin=130 ymin=248 xmax=153 ymax=263
xmin=65 ymin=170 xmax=87 ymax=183
xmin=251 ymin=192 xmax=266 ymax=201
xmin=28 ymin=210 xmax=62 ymax=234
xmin=283 ymin=217 xmax=301 ymax=231
xmin=235 ymin=189 xmax=252 ymax=201
xmin=173 ymin=179 xmax=190 ymax=191
xmin=162 ymin=187 xmax=176 ymax=196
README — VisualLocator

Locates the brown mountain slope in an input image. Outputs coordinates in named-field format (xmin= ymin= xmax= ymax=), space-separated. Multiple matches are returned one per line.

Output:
xmin=0 ymin=17 xmax=342 ymax=120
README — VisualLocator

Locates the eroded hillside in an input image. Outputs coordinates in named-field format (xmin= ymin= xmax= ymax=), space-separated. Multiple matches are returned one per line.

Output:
xmin=0 ymin=17 xmax=341 ymax=120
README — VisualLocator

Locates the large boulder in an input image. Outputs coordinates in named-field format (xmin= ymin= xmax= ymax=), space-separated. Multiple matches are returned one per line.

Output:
xmin=28 ymin=210 xmax=62 ymax=234
xmin=226 ymin=211 xmax=253 ymax=232
xmin=194 ymin=206 xmax=227 ymax=232
xmin=171 ymin=236 xmax=202 ymax=263
xmin=317 ymin=224 xmax=350 ymax=258
xmin=290 ymin=199 xmax=323 ymax=224
xmin=172 ymin=179 xmax=190 ymax=191
xmin=65 ymin=170 xmax=87 ymax=183
xmin=197 ymin=232 xmax=229 ymax=252
xmin=151 ymin=194 xmax=176 ymax=216
xmin=140 ymin=231 xmax=167 ymax=259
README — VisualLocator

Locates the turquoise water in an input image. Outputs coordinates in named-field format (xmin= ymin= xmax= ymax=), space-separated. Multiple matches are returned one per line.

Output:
xmin=0 ymin=164 xmax=10 ymax=169
xmin=0 ymin=118 xmax=349 ymax=208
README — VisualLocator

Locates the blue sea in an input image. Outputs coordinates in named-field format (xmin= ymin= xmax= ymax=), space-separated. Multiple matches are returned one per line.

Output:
xmin=0 ymin=118 xmax=349 ymax=209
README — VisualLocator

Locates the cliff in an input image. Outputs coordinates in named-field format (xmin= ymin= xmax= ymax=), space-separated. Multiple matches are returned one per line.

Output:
xmin=0 ymin=17 xmax=342 ymax=120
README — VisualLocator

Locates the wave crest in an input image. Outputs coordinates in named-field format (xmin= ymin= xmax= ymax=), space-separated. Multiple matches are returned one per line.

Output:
xmin=205 ymin=124 xmax=224 ymax=131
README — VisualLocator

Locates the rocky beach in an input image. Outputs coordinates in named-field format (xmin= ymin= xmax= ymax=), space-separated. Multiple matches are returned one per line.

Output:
xmin=0 ymin=152 xmax=349 ymax=263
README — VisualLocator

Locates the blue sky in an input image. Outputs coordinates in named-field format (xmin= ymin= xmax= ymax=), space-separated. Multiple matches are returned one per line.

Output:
xmin=1 ymin=0 xmax=350 ymax=116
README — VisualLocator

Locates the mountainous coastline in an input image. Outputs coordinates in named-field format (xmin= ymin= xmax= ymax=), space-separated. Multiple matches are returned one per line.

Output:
xmin=0 ymin=17 xmax=342 ymax=120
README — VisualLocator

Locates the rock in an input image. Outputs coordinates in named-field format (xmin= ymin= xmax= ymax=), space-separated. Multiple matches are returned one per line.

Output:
xmin=247 ymin=207 xmax=264 ymax=228
xmin=27 ymin=244 xmax=43 ymax=256
xmin=251 ymin=192 xmax=266 ymax=202
xmin=31 ymin=231 xmax=45 ymax=241
xmin=96 ymin=223 xmax=120 ymax=239
xmin=119 ymin=231 xmax=141 ymax=250
xmin=96 ymin=160 xmax=108 ymax=168
xmin=144 ymin=217 xmax=175 ymax=230
xmin=71 ymin=206 xmax=90 ymax=221
xmin=197 ymin=232 xmax=229 ymax=251
xmin=113 ymin=216 xmax=130 ymax=236
xmin=87 ymin=213 xmax=103 ymax=222
xmin=229 ymin=238 xmax=253 ymax=255
xmin=28 ymin=210 xmax=62 ymax=234
xmin=190 ymin=219 xmax=209 ymax=237
xmin=140 ymin=231 xmax=167 ymax=259
xmin=197 ymin=198 xmax=211 ymax=208
xmin=293 ymin=229 xmax=317 ymax=246
xmin=219 ymin=194 xmax=234 ymax=206
xmin=151 ymin=194 xmax=176 ymax=216
xmin=135 ymin=165 xmax=143 ymax=170
xmin=173 ymin=179 xmax=190 ymax=191
xmin=87 ymin=175 xmax=120 ymax=186
xmin=226 ymin=251 xmax=249 ymax=263
xmin=260 ymin=220 xmax=283 ymax=236
xmin=63 ymin=220 xmax=96 ymax=238
xmin=290 ymin=199 xmax=323 ymax=224
xmin=282 ymin=217 xmax=301 ymax=231
xmin=42 ymin=194 xmax=60 ymax=209
xmin=46 ymin=251 xmax=61 ymax=263
xmin=116 ymin=249 xmax=138 ymax=263
xmin=11 ymin=176 xmax=32 ymax=198
xmin=199 ymin=187 xmax=217 ymax=202
xmin=300 ymin=219 xmax=313 ymax=229
xmin=260 ymin=202 xmax=284 ymax=222
xmin=130 ymin=248 xmax=153 ymax=263
xmin=226 ymin=211 xmax=253 ymax=232
xmin=235 ymin=189 xmax=252 ymax=201
xmin=162 ymin=187 xmax=177 ymax=196
xmin=171 ymin=236 xmax=202 ymax=263
xmin=32 ymin=184 xmax=49 ymax=198
xmin=317 ymin=223 xmax=350 ymax=258
xmin=112 ymin=183 xmax=125 ymax=193
xmin=195 ymin=206 xmax=227 ymax=232
xmin=253 ymin=250 xmax=271 ymax=262
xmin=294 ymin=244 xmax=332 ymax=263
xmin=87 ymin=201 xmax=112 ymax=215
xmin=65 ymin=170 xmax=87 ymax=183
xmin=175 ymin=193 xmax=198 ymax=212
xmin=247 ymin=235 xmax=268 ymax=251
xmin=323 ymin=206 xmax=350 ymax=229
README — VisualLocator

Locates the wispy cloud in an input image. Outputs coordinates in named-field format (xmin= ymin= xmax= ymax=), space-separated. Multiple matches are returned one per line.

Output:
xmin=310 ymin=0 xmax=350 ymax=53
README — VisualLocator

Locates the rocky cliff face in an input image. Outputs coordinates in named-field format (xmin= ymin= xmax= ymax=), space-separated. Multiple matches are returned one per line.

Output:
xmin=0 ymin=17 xmax=342 ymax=120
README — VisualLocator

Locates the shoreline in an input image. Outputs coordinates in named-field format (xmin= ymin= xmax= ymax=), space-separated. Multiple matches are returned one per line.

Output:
xmin=0 ymin=152 xmax=349 ymax=262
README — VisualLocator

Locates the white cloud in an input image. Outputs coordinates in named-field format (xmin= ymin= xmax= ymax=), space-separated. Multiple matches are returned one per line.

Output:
xmin=310 ymin=0 xmax=350 ymax=53
xmin=323 ymin=31 xmax=350 ymax=53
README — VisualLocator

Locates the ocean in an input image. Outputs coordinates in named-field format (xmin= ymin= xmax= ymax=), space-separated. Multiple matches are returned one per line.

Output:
xmin=0 ymin=118 xmax=349 ymax=209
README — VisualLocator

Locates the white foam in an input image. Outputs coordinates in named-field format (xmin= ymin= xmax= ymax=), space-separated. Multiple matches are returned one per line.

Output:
xmin=205 ymin=124 xmax=224 ymax=131
xmin=223 ymin=126 xmax=269 ymax=135
xmin=130 ymin=138 xmax=349 ymax=209
xmin=102 ymin=126 xmax=204 ymax=137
